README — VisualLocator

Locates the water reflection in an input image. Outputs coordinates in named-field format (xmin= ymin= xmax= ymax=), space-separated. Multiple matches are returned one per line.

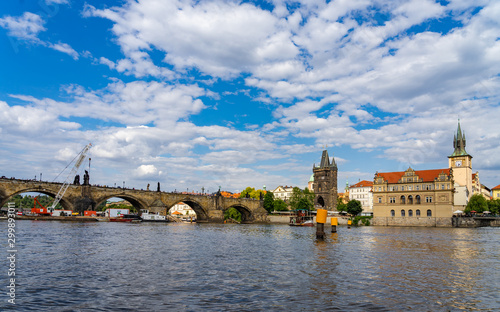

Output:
xmin=0 ymin=222 xmax=498 ymax=311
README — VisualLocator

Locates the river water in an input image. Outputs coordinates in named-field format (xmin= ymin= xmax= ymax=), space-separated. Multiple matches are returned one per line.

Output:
xmin=1 ymin=221 xmax=499 ymax=311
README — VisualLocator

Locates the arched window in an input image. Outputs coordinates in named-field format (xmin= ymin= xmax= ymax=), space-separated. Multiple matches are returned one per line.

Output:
xmin=416 ymin=195 xmax=421 ymax=204
xmin=408 ymin=209 xmax=413 ymax=217
xmin=408 ymin=195 xmax=413 ymax=205
xmin=427 ymin=209 xmax=432 ymax=217
xmin=391 ymin=210 xmax=395 ymax=217
xmin=416 ymin=209 xmax=421 ymax=217
xmin=401 ymin=209 xmax=405 ymax=217
xmin=400 ymin=195 xmax=406 ymax=204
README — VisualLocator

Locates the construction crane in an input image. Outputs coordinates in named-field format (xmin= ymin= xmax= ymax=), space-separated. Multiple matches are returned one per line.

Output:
xmin=48 ymin=143 xmax=92 ymax=212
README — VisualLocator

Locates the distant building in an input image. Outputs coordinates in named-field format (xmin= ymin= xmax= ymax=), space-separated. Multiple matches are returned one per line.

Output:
xmin=312 ymin=150 xmax=338 ymax=210
xmin=349 ymin=180 xmax=373 ymax=215
xmin=372 ymin=121 xmax=478 ymax=226
xmin=272 ymin=186 xmax=294 ymax=201
xmin=170 ymin=202 xmax=196 ymax=216
xmin=307 ymin=174 xmax=314 ymax=192
xmin=492 ymin=184 xmax=500 ymax=200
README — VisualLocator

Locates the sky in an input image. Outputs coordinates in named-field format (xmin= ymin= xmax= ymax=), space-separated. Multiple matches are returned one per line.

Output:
xmin=0 ymin=0 xmax=499 ymax=194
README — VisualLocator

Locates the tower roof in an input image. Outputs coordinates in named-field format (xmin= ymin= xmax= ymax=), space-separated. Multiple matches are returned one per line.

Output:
xmin=450 ymin=120 xmax=471 ymax=157
xmin=318 ymin=150 xmax=337 ymax=169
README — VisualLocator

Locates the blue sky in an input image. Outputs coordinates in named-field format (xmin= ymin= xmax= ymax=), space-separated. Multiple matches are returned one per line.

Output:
xmin=1 ymin=0 xmax=499 ymax=193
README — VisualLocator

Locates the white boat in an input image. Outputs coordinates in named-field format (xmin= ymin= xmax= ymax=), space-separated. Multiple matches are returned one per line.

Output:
xmin=140 ymin=210 xmax=167 ymax=222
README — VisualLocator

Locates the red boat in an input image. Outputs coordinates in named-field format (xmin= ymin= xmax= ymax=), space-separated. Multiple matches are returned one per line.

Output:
xmin=110 ymin=214 xmax=142 ymax=222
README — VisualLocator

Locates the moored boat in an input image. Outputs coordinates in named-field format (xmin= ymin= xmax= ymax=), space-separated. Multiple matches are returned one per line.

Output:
xmin=289 ymin=209 xmax=314 ymax=226
xmin=110 ymin=214 xmax=142 ymax=222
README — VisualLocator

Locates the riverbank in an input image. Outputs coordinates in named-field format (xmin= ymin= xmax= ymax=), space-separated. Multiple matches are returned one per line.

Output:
xmin=13 ymin=215 xmax=101 ymax=222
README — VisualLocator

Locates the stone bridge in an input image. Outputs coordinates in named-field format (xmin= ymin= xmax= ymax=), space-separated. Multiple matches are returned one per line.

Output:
xmin=0 ymin=178 xmax=268 ymax=223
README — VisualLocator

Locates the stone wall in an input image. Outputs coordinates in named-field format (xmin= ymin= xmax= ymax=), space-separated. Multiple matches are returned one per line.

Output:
xmin=373 ymin=216 xmax=500 ymax=227
xmin=372 ymin=216 xmax=452 ymax=227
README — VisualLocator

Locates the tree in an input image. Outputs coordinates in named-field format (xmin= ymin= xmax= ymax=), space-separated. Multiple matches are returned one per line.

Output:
xmin=297 ymin=197 xmax=312 ymax=211
xmin=346 ymin=200 xmax=363 ymax=216
xmin=263 ymin=191 xmax=274 ymax=213
xmin=487 ymin=199 xmax=500 ymax=215
xmin=224 ymin=207 xmax=242 ymax=222
xmin=465 ymin=194 xmax=488 ymax=213
xmin=336 ymin=196 xmax=347 ymax=213
xmin=273 ymin=199 xmax=288 ymax=211
xmin=239 ymin=187 xmax=266 ymax=199
xmin=289 ymin=187 xmax=315 ymax=211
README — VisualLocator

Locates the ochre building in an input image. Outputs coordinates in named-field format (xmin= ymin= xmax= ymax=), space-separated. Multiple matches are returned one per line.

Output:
xmin=372 ymin=121 xmax=475 ymax=227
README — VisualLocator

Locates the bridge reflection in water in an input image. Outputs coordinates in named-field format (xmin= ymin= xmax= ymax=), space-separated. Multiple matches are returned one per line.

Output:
xmin=0 ymin=178 xmax=268 ymax=223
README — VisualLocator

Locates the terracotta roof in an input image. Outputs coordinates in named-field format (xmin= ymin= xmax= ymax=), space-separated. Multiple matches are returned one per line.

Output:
xmin=351 ymin=180 xmax=373 ymax=188
xmin=376 ymin=168 xmax=451 ymax=184
xmin=492 ymin=184 xmax=500 ymax=190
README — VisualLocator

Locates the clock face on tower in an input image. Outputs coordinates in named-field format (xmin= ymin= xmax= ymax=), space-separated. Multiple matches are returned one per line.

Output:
xmin=455 ymin=160 xmax=462 ymax=167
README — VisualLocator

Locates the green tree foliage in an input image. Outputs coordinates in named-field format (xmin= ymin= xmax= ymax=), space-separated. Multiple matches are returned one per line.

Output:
xmin=465 ymin=194 xmax=488 ymax=213
xmin=336 ymin=196 xmax=347 ymax=212
xmin=487 ymin=199 xmax=500 ymax=215
xmin=4 ymin=194 xmax=61 ymax=209
xmin=289 ymin=187 xmax=314 ymax=211
xmin=346 ymin=199 xmax=363 ymax=216
xmin=273 ymin=199 xmax=288 ymax=211
xmin=239 ymin=187 xmax=266 ymax=199
xmin=263 ymin=191 xmax=274 ymax=213
xmin=224 ymin=207 xmax=242 ymax=222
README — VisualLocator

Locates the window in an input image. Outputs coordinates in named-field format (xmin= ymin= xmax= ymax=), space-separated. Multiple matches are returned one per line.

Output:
xmin=401 ymin=195 xmax=406 ymax=204
xmin=408 ymin=195 xmax=413 ymax=205
xmin=416 ymin=195 xmax=421 ymax=204
xmin=401 ymin=209 xmax=405 ymax=217
xmin=441 ymin=184 xmax=445 ymax=190
xmin=408 ymin=209 xmax=413 ymax=217
xmin=390 ymin=197 xmax=396 ymax=203
xmin=426 ymin=196 xmax=432 ymax=203
xmin=408 ymin=185 xmax=412 ymax=191
xmin=427 ymin=209 xmax=432 ymax=217
xmin=416 ymin=209 xmax=421 ymax=217
xmin=401 ymin=186 xmax=405 ymax=191
xmin=391 ymin=210 xmax=395 ymax=217
xmin=378 ymin=197 xmax=382 ymax=203
xmin=416 ymin=185 xmax=420 ymax=191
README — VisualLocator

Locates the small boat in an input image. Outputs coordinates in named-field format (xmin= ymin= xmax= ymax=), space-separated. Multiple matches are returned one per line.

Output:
xmin=289 ymin=209 xmax=314 ymax=226
xmin=140 ymin=210 xmax=168 ymax=222
xmin=110 ymin=214 xmax=142 ymax=222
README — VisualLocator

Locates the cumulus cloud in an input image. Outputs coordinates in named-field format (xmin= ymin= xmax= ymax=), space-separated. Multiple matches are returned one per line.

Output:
xmin=0 ymin=12 xmax=46 ymax=42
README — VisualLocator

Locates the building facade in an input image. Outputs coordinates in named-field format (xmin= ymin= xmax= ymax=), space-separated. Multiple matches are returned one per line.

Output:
xmin=492 ymin=184 xmax=500 ymax=200
xmin=272 ymin=186 xmax=294 ymax=201
xmin=372 ymin=122 xmax=476 ymax=226
xmin=312 ymin=150 xmax=338 ymax=210
xmin=349 ymin=180 xmax=373 ymax=214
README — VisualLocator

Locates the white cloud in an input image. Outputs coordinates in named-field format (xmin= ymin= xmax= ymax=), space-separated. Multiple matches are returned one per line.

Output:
xmin=50 ymin=42 xmax=79 ymax=60
xmin=0 ymin=12 xmax=46 ymax=42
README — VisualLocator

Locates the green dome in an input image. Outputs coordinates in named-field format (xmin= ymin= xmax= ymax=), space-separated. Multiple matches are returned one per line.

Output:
xmin=309 ymin=174 xmax=314 ymax=182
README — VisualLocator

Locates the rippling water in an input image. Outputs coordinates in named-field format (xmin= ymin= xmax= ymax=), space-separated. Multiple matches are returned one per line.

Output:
xmin=1 ymin=221 xmax=499 ymax=311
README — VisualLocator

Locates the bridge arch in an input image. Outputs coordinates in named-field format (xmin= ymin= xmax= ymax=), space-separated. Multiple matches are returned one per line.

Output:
xmin=225 ymin=204 xmax=253 ymax=223
xmin=168 ymin=198 xmax=209 ymax=222
xmin=94 ymin=195 xmax=148 ymax=213
xmin=0 ymin=187 xmax=72 ymax=211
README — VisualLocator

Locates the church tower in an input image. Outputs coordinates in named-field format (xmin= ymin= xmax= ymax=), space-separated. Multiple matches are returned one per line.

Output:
xmin=448 ymin=120 xmax=473 ymax=203
xmin=313 ymin=150 xmax=338 ymax=211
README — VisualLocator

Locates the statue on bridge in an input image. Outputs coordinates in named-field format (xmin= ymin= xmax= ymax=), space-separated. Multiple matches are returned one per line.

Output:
xmin=73 ymin=175 xmax=80 ymax=185
xmin=83 ymin=170 xmax=90 ymax=186
xmin=157 ymin=182 xmax=160 ymax=192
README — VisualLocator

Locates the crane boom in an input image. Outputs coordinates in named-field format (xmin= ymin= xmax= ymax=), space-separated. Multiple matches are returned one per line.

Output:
xmin=49 ymin=143 xmax=92 ymax=211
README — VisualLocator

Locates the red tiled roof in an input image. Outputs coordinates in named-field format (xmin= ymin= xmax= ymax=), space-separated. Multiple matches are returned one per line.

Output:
xmin=351 ymin=180 xmax=373 ymax=188
xmin=376 ymin=168 xmax=451 ymax=184
xmin=492 ymin=184 xmax=500 ymax=190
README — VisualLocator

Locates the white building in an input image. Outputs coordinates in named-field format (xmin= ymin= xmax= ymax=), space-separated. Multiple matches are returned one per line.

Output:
xmin=272 ymin=185 xmax=294 ymax=201
xmin=349 ymin=180 xmax=373 ymax=215
xmin=169 ymin=202 xmax=196 ymax=217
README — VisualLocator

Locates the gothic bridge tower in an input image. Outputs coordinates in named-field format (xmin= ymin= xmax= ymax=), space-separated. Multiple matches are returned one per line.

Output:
xmin=313 ymin=150 xmax=338 ymax=211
